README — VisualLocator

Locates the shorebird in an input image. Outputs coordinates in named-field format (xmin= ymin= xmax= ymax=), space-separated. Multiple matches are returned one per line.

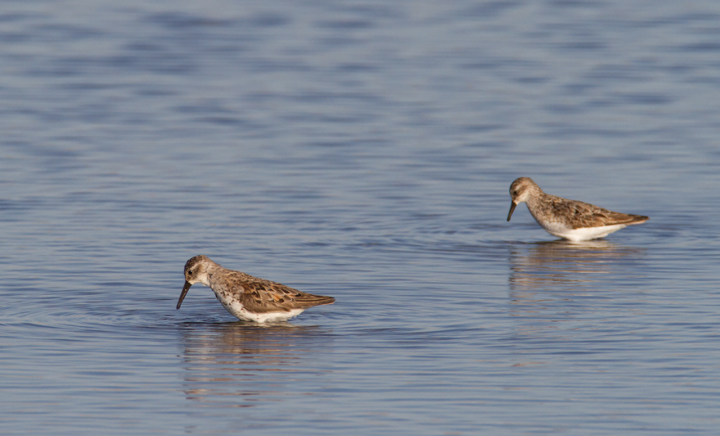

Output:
xmin=176 ymin=255 xmax=335 ymax=323
xmin=507 ymin=177 xmax=649 ymax=241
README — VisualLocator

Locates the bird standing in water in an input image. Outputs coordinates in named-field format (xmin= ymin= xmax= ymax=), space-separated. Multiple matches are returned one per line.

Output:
xmin=177 ymin=255 xmax=335 ymax=323
xmin=507 ymin=177 xmax=648 ymax=241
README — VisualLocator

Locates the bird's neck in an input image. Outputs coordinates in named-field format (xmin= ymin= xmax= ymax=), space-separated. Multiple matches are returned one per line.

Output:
xmin=202 ymin=263 xmax=225 ymax=288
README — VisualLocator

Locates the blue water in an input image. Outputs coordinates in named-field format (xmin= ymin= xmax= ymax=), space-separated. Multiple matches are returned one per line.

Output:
xmin=2 ymin=0 xmax=720 ymax=434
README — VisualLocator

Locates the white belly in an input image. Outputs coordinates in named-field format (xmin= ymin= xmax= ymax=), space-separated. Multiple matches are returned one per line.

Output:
xmin=218 ymin=296 xmax=304 ymax=323
xmin=541 ymin=221 xmax=628 ymax=242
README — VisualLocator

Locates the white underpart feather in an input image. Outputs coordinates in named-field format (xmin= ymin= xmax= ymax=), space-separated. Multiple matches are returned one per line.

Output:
xmin=539 ymin=219 xmax=628 ymax=242
xmin=218 ymin=295 xmax=304 ymax=323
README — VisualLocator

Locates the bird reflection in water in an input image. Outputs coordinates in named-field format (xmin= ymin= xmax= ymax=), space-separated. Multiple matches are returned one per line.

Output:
xmin=179 ymin=322 xmax=333 ymax=407
xmin=507 ymin=240 xmax=646 ymax=328
xmin=509 ymin=239 xmax=645 ymax=292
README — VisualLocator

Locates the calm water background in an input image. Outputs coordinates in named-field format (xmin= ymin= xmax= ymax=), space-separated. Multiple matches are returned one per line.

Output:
xmin=1 ymin=0 xmax=720 ymax=434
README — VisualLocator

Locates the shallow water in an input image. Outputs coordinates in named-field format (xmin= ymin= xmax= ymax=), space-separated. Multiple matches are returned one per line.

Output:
xmin=2 ymin=0 xmax=720 ymax=434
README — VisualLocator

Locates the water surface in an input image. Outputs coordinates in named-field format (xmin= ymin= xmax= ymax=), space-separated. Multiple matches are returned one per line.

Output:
xmin=2 ymin=0 xmax=720 ymax=434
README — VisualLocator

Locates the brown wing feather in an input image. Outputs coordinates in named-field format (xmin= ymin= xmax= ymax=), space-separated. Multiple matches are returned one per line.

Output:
xmin=549 ymin=196 xmax=649 ymax=229
xmin=239 ymin=280 xmax=335 ymax=314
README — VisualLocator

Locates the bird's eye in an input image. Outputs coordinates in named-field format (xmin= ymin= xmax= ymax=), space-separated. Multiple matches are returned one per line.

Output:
xmin=188 ymin=270 xmax=193 ymax=276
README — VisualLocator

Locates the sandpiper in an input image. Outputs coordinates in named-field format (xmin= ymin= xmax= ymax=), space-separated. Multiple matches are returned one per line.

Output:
xmin=176 ymin=255 xmax=335 ymax=323
xmin=507 ymin=177 xmax=649 ymax=241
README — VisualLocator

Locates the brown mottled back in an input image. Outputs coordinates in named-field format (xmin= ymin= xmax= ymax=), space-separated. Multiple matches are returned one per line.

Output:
xmin=232 ymin=273 xmax=335 ymax=313
xmin=542 ymin=194 xmax=649 ymax=229
xmin=206 ymin=267 xmax=335 ymax=314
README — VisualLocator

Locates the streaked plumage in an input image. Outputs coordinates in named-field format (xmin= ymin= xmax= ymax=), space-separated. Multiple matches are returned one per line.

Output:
xmin=176 ymin=255 xmax=335 ymax=323
xmin=507 ymin=177 xmax=648 ymax=241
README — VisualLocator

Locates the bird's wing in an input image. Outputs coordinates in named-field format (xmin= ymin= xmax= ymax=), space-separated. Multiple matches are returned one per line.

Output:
xmin=239 ymin=280 xmax=335 ymax=313
xmin=550 ymin=197 xmax=648 ymax=229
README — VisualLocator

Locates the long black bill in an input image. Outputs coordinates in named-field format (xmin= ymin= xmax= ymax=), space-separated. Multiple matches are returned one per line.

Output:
xmin=177 ymin=281 xmax=193 ymax=310
xmin=507 ymin=202 xmax=517 ymax=222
